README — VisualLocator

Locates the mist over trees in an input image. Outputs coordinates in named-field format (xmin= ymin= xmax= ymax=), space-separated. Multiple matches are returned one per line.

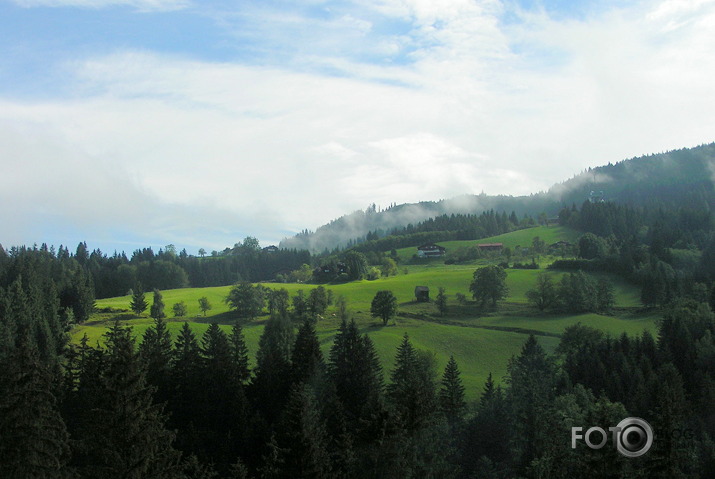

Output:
xmin=281 ymin=143 xmax=715 ymax=253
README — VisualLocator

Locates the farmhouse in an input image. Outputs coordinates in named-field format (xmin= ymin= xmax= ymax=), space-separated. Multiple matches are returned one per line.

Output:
xmin=262 ymin=245 xmax=279 ymax=253
xmin=417 ymin=244 xmax=446 ymax=258
xmin=415 ymin=286 xmax=430 ymax=302
xmin=478 ymin=243 xmax=503 ymax=251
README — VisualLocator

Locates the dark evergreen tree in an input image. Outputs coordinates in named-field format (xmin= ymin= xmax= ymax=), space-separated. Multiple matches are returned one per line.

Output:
xmin=0 ymin=335 xmax=72 ymax=479
xmin=291 ymin=318 xmax=324 ymax=386
xmin=439 ymin=355 xmax=466 ymax=425
xmin=506 ymin=335 xmax=557 ymax=475
xmin=150 ymin=289 xmax=166 ymax=320
xmin=229 ymin=322 xmax=251 ymax=385
xmin=387 ymin=333 xmax=437 ymax=432
xmin=251 ymin=314 xmax=295 ymax=423
xmin=130 ymin=284 xmax=148 ymax=316
xmin=647 ymin=364 xmax=697 ymax=478
xmin=139 ymin=317 xmax=173 ymax=404
xmin=327 ymin=319 xmax=385 ymax=443
xmin=169 ymin=322 xmax=203 ymax=454
xmin=271 ymin=383 xmax=332 ymax=478
xmin=74 ymin=321 xmax=181 ymax=479
xmin=198 ymin=323 xmax=248 ymax=470
xmin=461 ymin=372 xmax=513 ymax=477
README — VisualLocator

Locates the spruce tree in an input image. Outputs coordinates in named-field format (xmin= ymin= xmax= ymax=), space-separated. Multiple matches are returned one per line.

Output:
xmin=647 ymin=364 xmax=696 ymax=478
xmin=171 ymin=322 xmax=202 ymax=395
xmin=75 ymin=321 xmax=181 ymax=479
xmin=139 ymin=318 xmax=173 ymax=404
xmin=0 ymin=335 xmax=72 ymax=479
xmin=150 ymin=289 xmax=166 ymax=320
xmin=229 ymin=321 xmax=251 ymax=384
xmin=291 ymin=318 xmax=324 ymax=386
xmin=130 ymin=284 xmax=148 ymax=316
xmin=439 ymin=355 xmax=466 ymax=424
xmin=328 ymin=319 xmax=384 ymax=436
xmin=251 ymin=314 xmax=295 ymax=423
xmin=461 ymin=373 xmax=512 ymax=477
xmin=387 ymin=333 xmax=437 ymax=431
xmin=199 ymin=323 xmax=248 ymax=469
xmin=169 ymin=322 xmax=203 ymax=452
xmin=506 ymin=335 xmax=557 ymax=475
xmin=271 ymin=383 xmax=332 ymax=478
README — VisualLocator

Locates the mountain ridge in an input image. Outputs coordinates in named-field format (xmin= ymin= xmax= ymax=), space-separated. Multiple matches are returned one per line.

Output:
xmin=280 ymin=143 xmax=715 ymax=252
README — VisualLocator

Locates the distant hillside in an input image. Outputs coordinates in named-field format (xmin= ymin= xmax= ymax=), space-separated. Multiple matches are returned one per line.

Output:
xmin=280 ymin=143 xmax=715 ymax=252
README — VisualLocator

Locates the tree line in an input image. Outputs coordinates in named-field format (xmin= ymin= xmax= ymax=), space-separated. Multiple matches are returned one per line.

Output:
xmin=0 ymin=238 xmax=311 ymax=304
xmin=3 ymin=296 xmax=715 ymax=477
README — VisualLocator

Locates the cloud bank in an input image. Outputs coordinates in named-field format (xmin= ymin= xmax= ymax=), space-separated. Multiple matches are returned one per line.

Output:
xmin=1 ymin=0 xmax=714 ymax=253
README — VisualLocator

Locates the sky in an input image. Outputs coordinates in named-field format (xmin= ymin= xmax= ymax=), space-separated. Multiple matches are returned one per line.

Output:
xmin=1 ymin=0 xmax=715 ymax=255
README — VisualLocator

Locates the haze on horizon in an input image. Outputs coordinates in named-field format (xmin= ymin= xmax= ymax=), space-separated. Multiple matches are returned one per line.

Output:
xmin=1 ymin=0 xmax=714 ymax=255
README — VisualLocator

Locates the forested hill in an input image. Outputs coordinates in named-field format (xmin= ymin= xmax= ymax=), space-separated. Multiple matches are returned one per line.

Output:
xmin=280 ymin=143 xmax=715 ymax=252
xmin=550 ymin=143 xmax=715 ymax=210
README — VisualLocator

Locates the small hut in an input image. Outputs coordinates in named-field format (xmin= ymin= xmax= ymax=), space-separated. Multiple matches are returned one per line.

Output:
xmin=415 ymin=286 xmax=430 ymax=302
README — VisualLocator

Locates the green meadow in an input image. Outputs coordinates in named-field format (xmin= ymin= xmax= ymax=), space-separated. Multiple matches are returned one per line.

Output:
xmin=75 ymin=226 xmax=660 ymax=401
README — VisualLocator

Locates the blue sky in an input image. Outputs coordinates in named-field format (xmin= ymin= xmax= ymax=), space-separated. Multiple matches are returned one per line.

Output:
xmin=2 ymin=0 xmax=715 ymax=254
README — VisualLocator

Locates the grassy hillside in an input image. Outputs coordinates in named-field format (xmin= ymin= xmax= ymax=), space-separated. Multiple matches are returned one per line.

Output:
xmin=393 ymin=225 xmax=579 ymax=263
xmin=75 ymin=226 xmax=659 ymax=400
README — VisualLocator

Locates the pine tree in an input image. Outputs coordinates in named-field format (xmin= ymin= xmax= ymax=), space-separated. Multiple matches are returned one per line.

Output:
xmin=439 ymin=355 xmax=466 ymax=424
xmin=647 ymin=364 xmax=696 ymax=478
xmin=506 ymin=335 xmax=557 ymax=475
xmin=291 ymin=318 xmax=324 ymax=386
xmin=75 ymin=321 xmax=181 ymax=479
xmin=150 ymin=289 xmax=166 ymax=320
xmin=169 ymin=322 xmax=203 ymax=453
xmin=139 ymin=317 xmax=173 ymax=404
xmin=198 ymin=323 xmax=248 ymax=470
xmin=461 ymin=373 xmax=512 ymax=477
xmin=271 ymin=383 xmax=332 ymax=478
xmin=130 ymin=284 xmax=148 ymax=316
xmin=0 ymin=335 xmax=72 ymax=479
xmin=387 ymin=333 xmax=437 ymax=431
xmin=328 ymin=319 xmax=384 ymax=435
xmin=229 ymin=322 xmax=251 ymax=384
xmin=171 ymin=322 xmax=202 ymax=395
xmin=251 ymin=314 xmax=295 ymax=423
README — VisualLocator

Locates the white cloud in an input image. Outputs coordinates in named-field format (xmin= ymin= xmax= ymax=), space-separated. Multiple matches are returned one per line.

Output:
xmin=1 ymin=0 xmax=715 ymax=251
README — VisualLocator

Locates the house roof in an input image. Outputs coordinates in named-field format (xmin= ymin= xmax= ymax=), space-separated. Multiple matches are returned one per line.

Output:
xmin=417 ymin=243 xmax=446 ymax=250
